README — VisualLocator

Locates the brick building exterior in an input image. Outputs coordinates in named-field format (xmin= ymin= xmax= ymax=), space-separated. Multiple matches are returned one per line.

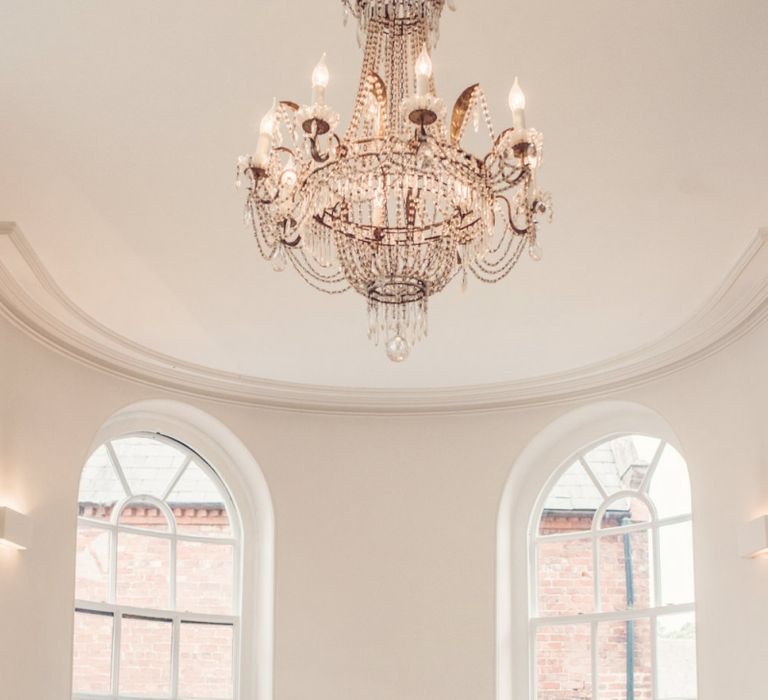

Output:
xmin=536 ymin=509 xmax=653 ymax=700
xmin=74 ymin=501 xmax=235 ymax=698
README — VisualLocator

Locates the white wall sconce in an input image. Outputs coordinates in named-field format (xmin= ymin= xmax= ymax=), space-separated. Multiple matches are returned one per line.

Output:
xmin=740 ymin=515 xmax=768 ymax=559
xmin=0 ymin=507 xmax=32 ymax=550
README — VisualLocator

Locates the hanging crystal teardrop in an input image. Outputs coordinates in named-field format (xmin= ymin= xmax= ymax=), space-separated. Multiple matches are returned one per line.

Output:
xmin=386 ymin=335 xmax=410 ymax=363
xmin=271 ymin=245 xmax=287 ymax=272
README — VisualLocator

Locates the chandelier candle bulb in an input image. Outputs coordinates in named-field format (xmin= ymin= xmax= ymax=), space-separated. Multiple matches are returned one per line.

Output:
xmin=282 ymin=157 xmax=298 ymax=188
xmin=509 ymin=77 xmax=527 ymax=131
xmin=254 ymin=100 xmax=276 ymax=166
xmin=312 ymin=53 xmax=330 ymax=105
xmin=415 ymin=44 xmax=433 ymax=96
xmin=528 ymin=169 xmax=538 ymax=205
xmin=372 ymin=191 xmax=386 ymax=227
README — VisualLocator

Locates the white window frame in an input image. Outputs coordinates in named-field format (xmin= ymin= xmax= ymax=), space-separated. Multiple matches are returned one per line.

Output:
xmin=528 ymin=434 xmax=696 ymax=700
xmin=73 ymin=431 xmax=243 ymax=700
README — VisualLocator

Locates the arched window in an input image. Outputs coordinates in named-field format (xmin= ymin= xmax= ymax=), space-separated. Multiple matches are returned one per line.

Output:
xmin=72 ymin=433 xmax=241 ymax=700
xmin=530 ymin=435 xmax=697 ymax=700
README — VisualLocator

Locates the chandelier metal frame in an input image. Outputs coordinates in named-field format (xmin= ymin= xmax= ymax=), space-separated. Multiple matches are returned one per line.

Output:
xmin=238 ymin=0 xmax=552 ymax=361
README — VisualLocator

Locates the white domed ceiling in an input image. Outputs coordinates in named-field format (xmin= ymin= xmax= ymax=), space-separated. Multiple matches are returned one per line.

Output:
xmin=1 ymin=0 xmax=766 ymax=390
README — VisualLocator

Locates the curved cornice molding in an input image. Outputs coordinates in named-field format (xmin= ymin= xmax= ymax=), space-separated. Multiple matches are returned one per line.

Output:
xmin=1 ymin=221 xmax=768 ymax=414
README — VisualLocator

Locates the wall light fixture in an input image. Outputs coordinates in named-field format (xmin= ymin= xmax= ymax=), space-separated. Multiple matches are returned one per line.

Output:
xmin=0 ymin=506 xmax=31 ymax=551
xmin=740 ymin=514 xmax=768 ymax=559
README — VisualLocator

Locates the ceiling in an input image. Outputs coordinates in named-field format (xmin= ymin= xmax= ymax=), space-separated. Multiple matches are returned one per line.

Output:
xmin=1 ymin=0 xmax=766 ymax=390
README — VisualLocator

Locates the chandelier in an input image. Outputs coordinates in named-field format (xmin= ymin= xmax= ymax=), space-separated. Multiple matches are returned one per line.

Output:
xmin=237 ymin=0 xmax=552 ymax=362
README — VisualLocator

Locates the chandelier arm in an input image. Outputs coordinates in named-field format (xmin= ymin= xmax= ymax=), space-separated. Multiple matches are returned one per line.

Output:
xmin=484 ymin=151 xmax=529 ymax=187
xmin=295 ymin=135 xmax=358 ymax=194
xmin=496 ymin=193 xmax=533 ymax=237
xmin=248 ymin=176 xmax=282 ymax=207
xmin=282 ymin=228 xmax=303 ymax=248
xmin=309 ymin=136 xmax=331 ymax=164
xmin=491 ymin=166 xmax=528 ymax=191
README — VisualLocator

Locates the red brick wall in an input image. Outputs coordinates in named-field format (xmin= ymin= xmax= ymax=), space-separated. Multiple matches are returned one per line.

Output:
xmin=73 ymin=507 xmax=659 ymax=698
xmin=535 ymin=513 xmax=653 ymax=700
xmin=72 ymin=506 xmax=235 ymax=697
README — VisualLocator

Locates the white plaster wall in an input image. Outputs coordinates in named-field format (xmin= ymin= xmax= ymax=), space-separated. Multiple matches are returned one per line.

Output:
xmin=1 ymin=314 xmax=766 ymax=700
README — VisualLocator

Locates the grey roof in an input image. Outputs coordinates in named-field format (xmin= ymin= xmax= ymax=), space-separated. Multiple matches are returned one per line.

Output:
xmin=78 ymin=437 xmax=227 ymax=507
xmin=543 ymin=436 xmax=654 ymax=512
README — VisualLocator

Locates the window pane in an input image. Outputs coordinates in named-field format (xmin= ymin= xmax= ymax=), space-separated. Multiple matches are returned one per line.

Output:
xmin=72 ymin=610 xmax=113 ymax=694
xmin=628 ymin=436 xmax=662 ymax=465
xmin=119 ymin=616 xmax=172 ymax=696
xmin=78 ymin=444 xmax=126 ymax=521
xmin=111 ymin=436 xmax=187 ymax=499
xmin=597 ymin=619 xmax=652 ymax=700
xmin=535 ymin=623 xmax=592 ymax=699
xmin=177 ymin=540 xmax=235 ymax=614
xmin=537 ymin=537 xmax=594 ymax=616
xmin=598 ymin=530 xmax=654 ymax=612
xmin=600 ymin=497 xmax=652 ymax=529
xmin=540 ymin=461 xmax=602 ymax=535
xmin=657 ymin=613 xmax=697 ymax=699
xmin=118 ymin=501 xmax=170 ymax=531
xmin=584 ymin=436 xmax=654 ymax=495
xmin=179 ymin=623 xmax=234 ymax=699
xmin=658 ymin=522 xmax=695 ymax=605
xmin=649 ymin=444 xmax=691 ymax=518
xmin=116 ymin=533 xmax=171 ymax=609
xmin=168 ymin=461 xmax=232 ymax=537
xmin=75 ymin=525 xmax=111 ymax=602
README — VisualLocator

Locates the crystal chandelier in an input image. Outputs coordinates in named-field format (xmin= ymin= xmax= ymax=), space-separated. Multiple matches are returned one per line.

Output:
xmin=237 ymin=0 xmax=552 ymax=362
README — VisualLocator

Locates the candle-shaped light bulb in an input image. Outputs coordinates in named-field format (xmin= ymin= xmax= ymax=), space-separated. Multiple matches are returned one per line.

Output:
xmin=282 ymin=156 xmax=298 ymax=188
xmin=508 ymin=77 xmax=527 ymax=131
xmin=415 ymin=44 xmax=433 ymax=97
xmin=527 ymin=168 xmax=538 ymax=206
xmin=312 ymin=53 xmax=329 ymax=105
xmin=372 ymin=189 xmax=386 ymax=228
xmin=259 ymin=102 xmax=276 ymax=135
xmin=254 ymin=98 xmax=277 ymax=167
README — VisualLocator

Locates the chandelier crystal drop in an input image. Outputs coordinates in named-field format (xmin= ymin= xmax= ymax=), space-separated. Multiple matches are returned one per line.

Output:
xmin=238 ymin=0 xmax=553 ymax=361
